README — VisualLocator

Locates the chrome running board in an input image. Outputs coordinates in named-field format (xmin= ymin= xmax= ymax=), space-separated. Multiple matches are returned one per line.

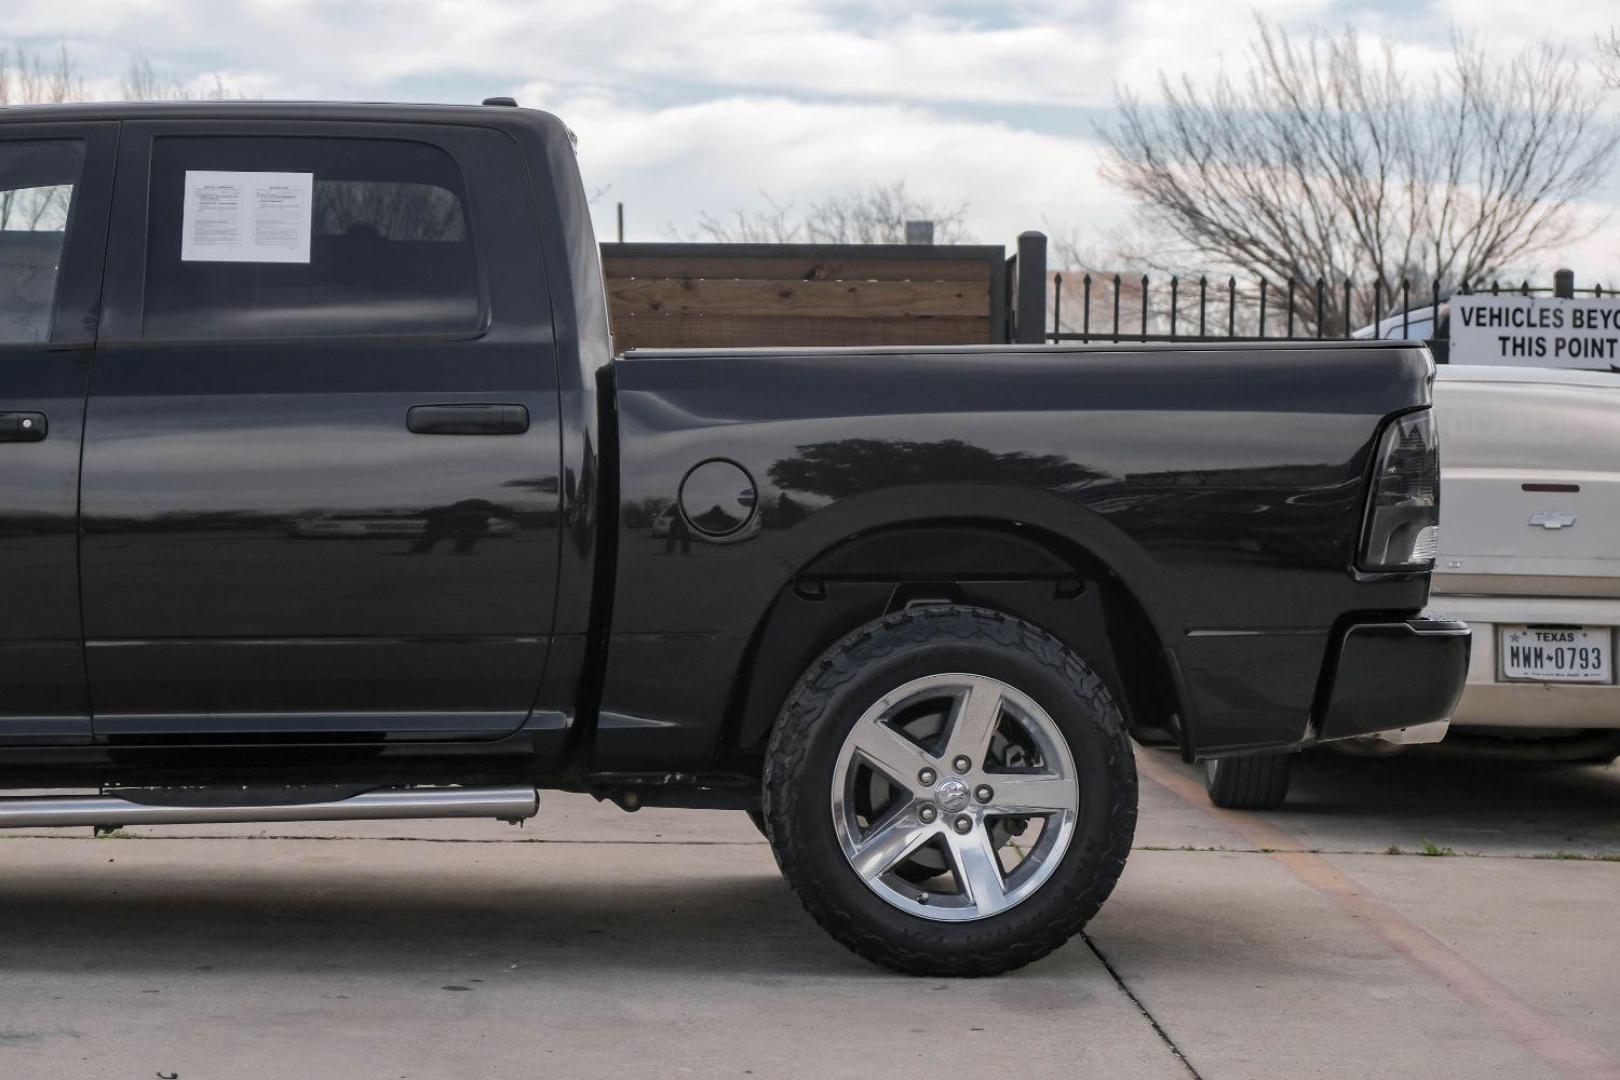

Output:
xmin=0 ymin=786 xmax=539 ymax=829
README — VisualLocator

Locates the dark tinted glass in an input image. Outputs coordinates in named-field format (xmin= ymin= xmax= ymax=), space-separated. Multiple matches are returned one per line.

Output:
xmin=144 ymin=136 xmax=482 ymax=340
xmin=0 ymin=139 xmax=82 ymax=344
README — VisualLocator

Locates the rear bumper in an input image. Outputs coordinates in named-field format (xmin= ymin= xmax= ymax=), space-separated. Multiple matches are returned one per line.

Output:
xmin=1315 ymin=612 xmax=1472 ymax=742
xmin=1436 ymin=596 xmax=1620 ymax=730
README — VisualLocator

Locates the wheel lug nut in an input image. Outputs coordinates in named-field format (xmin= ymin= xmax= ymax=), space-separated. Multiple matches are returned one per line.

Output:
xmin=953 ymin=815 xmax=973 ymax=834
xmin=919 ymin=805 xmax=938 ymax=824
xmin=918 ymin=767 xmax=936 ymax=786
xmin=975 ymin=785 xmax=993 ymax=803
xmin=952 ymin=756 xmax=971 ymax=773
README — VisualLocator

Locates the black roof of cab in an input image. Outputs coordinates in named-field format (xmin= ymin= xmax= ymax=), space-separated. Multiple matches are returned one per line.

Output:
xmin=0 ymin=99 xmax=569 ymax=135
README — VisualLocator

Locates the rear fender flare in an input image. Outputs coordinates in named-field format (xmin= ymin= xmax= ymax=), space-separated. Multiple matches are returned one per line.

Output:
xmin=723 ymin=490 xmax=1179 ymax=754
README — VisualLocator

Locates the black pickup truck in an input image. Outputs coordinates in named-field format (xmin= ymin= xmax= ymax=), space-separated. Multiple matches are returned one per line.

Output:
xmin=0 ymin=101 xmax=1468 ymax=975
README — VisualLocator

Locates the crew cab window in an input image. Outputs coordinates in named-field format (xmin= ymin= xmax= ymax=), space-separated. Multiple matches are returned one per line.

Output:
xmin=143 ymin=136 xmax=482 ymax=340
xmin=0 ymin=139 xmax=82 ymax=344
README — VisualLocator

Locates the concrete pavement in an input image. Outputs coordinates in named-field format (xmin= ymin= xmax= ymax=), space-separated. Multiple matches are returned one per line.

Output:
xmin=0 ymin=748 xmax=1616 ymax=1079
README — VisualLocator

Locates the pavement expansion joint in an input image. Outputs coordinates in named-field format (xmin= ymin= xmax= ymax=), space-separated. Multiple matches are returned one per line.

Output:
xmin=1080 ymin=930 xmax=1204 ymax=1080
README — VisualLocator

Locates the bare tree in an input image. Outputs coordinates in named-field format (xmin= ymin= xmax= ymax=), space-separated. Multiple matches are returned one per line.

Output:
xmin=0 ymin=43 xmax=83 ymax=107
xmin=0 ymin=43 xmax=242 ymax=106
xmin=122 ymin=54 xmax=182 ymax=101
xmin=804 ymin=182 xmax=970 ymax=244
xmin=1101 ymin=19 xmax=1619 ymax=329
xmin=1045 ymin=219 xmax=1279 ymax=338
xmin=692 ymin=193 xmax=804 ymax=243
xmin=692 ymin=182 xmax=971 ymax=244
xmin=1045 ymin=222 xmax=1156 ymax=338
xmin=1599 ymin=28 xmax=1620 ymax=89
xmin=123 ymin=53 xmax=240 ymax=101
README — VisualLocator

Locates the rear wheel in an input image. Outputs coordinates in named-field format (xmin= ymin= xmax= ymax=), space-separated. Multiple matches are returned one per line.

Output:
xmin=1203 ymin=752 xmax=1293 ymax=809
xmin=763 ymin=605 xmax=1137 ymax=976
xmin=745 ymin=809 xmax=769 ymax=838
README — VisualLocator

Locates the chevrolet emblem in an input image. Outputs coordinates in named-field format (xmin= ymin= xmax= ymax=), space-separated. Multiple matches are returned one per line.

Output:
xmin=1528 ymin=511 xmax=1578 ymax=530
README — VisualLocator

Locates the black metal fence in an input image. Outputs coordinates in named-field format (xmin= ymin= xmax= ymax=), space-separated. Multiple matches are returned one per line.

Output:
xmin=1053 ymin=273 xmax=1422 ymax=343
xmin=1049 ymin=271 xmax=1611 ymax=347
xmin=1001 ymin=230 xmax=1613 ymax=355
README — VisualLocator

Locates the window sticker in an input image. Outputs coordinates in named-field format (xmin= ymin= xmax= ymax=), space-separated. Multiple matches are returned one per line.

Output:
xmin=180 ymin=170 xmax=313 ymax=263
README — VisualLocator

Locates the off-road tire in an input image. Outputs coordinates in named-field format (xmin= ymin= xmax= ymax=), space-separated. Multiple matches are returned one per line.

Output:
xmin=1203 ymin=752 xmax=1292 ymax=809
xmin=762 ymin=604 xmax=1137 ymax=977
xmin=745 ymin=809 xmax=770 ymax=839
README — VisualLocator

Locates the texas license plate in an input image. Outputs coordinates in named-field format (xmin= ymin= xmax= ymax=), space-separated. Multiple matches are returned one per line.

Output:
xmin=1498 ymin=626 xmax=1613 ymax=683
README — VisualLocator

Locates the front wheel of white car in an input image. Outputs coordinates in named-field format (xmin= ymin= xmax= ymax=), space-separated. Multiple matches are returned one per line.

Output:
xmin=763 ymin=605 xmax=1137 ymax=977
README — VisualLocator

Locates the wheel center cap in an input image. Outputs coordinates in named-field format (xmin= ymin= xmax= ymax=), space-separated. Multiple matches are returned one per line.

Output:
xmin=935 ymin=777 xmax=971 ymax=813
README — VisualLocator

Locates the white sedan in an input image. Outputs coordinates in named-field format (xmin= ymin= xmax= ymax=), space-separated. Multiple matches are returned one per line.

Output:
xmin=1430 ymin=364 xmax=1619 ymax=758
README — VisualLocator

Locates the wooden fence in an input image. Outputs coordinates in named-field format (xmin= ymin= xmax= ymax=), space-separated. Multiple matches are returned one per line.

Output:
xmin=600 ymin=242 xmax=1011 ymax=350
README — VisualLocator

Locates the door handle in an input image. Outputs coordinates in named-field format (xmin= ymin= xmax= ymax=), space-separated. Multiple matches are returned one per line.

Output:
xmin=0 ymin=412 xmax=47 ymax=443
xmin=407 ymin=404 xmax=529 ymax=436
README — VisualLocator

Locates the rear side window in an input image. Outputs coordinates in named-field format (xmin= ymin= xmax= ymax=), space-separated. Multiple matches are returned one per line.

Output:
xmin=143 ymin=136 xmax=483 ymax=340
xmin=0 ymin=139 xmax=82 ymax=344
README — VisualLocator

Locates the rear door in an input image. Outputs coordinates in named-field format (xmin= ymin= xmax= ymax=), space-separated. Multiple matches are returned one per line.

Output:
xmin=82 ymin=119 xmax=562 ymax=740
xmin=0 ymin=122 xmax=115 ymax=744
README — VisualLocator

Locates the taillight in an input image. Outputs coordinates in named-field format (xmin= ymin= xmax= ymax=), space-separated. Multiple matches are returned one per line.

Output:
xmin=1359 ymin=408 xmax=1439 ymax=572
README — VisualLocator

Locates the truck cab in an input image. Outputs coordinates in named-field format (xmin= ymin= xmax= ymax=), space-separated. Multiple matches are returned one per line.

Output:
xmin=0 ymin=103 xmax=608 ymax=771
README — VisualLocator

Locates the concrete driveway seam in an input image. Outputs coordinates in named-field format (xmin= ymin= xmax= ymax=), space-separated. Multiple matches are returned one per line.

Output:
xmin=1081 ymin=930 xmax=1204 ymax=1080
xmin=1135 ymin=751 xmax=1620 ymax=1080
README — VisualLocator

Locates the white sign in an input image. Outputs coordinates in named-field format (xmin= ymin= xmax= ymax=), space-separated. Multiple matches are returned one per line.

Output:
xmin=1450 ymin=294 xmax=1620 ymax=369
xmin=180 ymin=170 xmax=313 ymax=263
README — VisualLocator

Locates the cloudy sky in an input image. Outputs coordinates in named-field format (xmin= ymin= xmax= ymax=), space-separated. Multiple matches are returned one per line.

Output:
xmin=7 ymin=0 xmax=1620 ymax=279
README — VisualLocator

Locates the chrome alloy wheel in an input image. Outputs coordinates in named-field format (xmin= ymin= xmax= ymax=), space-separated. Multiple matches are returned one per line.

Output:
xmin=830 ymin=673 xmax=1079 ymax=922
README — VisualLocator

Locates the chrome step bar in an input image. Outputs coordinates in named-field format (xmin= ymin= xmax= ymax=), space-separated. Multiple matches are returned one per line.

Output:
xmin=0 ymin=786 xmax=539 ymax=830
